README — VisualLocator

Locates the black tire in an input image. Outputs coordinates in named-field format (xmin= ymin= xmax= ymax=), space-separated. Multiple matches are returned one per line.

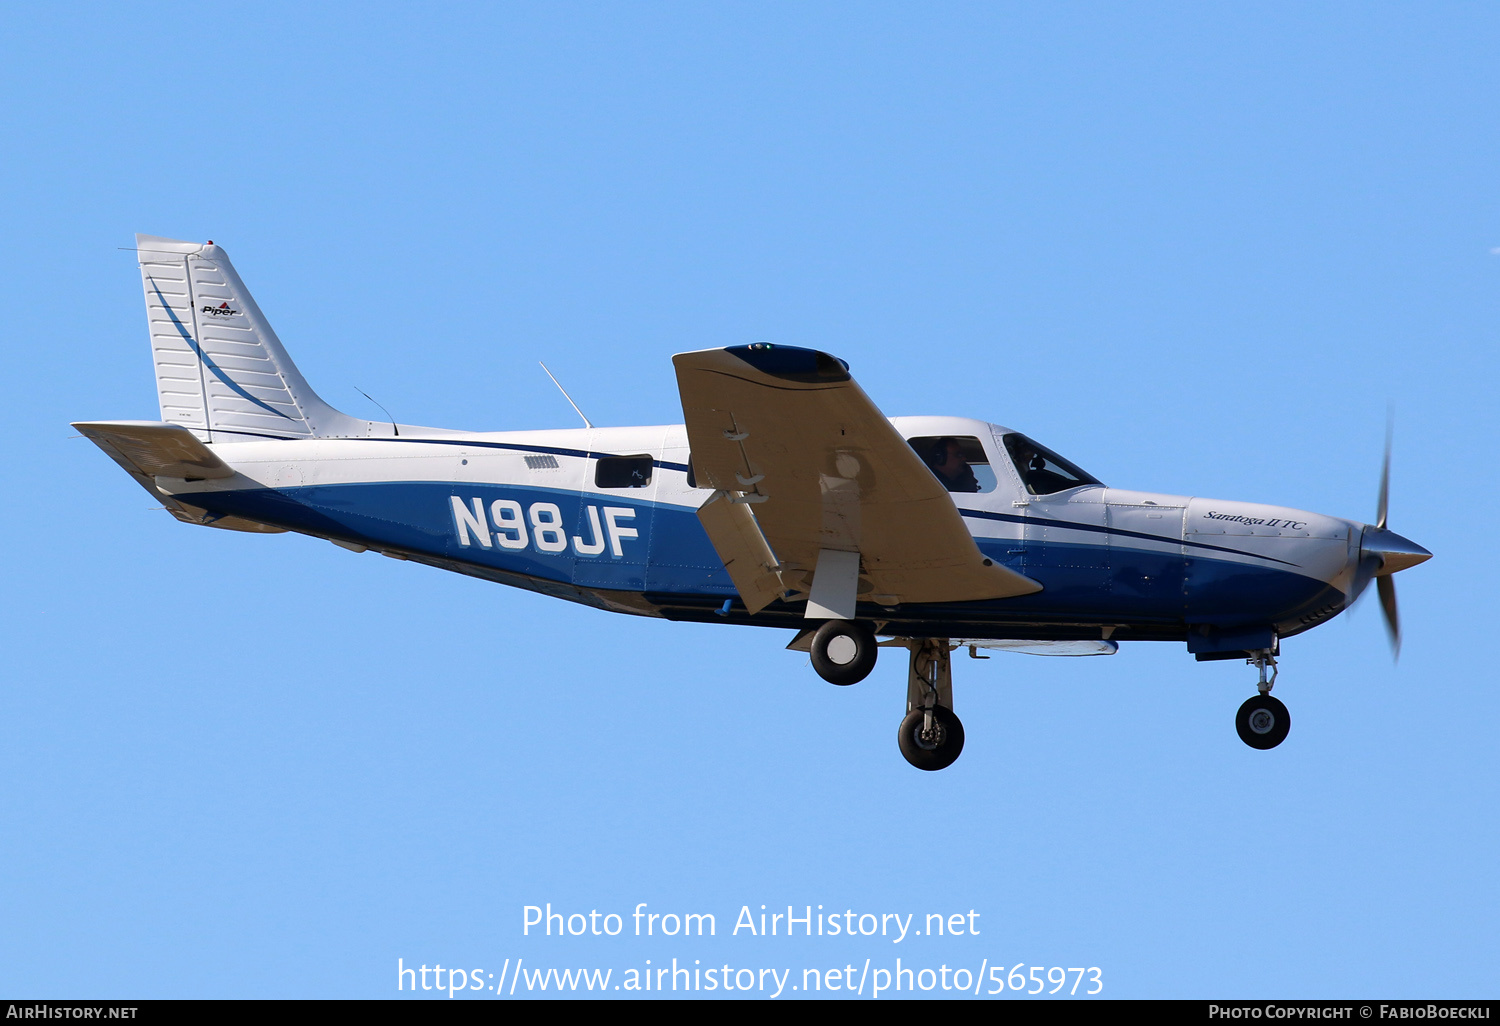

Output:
xmin=897 ymin=705 xmax=965 ymax=771
xmin=809 ymin=620 xmax=877 ymax=686
xmin=1236 ymin=694 xmax=1291 ymax=750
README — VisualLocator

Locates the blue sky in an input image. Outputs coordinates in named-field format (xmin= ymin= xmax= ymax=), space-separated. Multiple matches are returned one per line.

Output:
xmin=1 ymin=2 xmax=1496 ymax=999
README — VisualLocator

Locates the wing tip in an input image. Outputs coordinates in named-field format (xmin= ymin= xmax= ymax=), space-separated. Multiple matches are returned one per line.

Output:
xmin=675 ymin=344 xmax=851 ymax=384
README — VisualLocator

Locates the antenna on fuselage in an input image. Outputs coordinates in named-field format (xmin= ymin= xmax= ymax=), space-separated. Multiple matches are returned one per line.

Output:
xmin=539 ymin=361 xmax=595 ymax=429
xmin=354 ymin=387 xmax=399 ymax=437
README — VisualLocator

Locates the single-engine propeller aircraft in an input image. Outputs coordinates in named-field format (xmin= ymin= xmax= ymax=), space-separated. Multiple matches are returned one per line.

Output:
xmin=76 ymin=236 xmax=1432 ymax=769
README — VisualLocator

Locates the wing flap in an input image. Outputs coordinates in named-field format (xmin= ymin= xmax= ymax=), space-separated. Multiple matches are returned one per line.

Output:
xmin=695 ymin=491 xmax=786 ymax=615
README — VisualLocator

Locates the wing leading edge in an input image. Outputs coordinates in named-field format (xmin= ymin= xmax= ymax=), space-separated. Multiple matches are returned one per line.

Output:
xmin=674 ymin=345 xmax=1041 ymax=615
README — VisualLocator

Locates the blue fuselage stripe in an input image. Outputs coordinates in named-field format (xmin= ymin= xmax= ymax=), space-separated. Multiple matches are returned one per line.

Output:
xmin=200 ymin=435 xmax=1294 ymax=568
xmin=957 ymin=507 xmax=1301 ymax=568
xmin=181 ymin=480 xmax=1341 ymax=633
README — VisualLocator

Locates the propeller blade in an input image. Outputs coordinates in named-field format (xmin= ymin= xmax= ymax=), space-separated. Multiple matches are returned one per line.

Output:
xmin=1376 ymin=408 xmax=1392 ymax=531
xmin=1377 ymin=574 xmax=1400 ymax=660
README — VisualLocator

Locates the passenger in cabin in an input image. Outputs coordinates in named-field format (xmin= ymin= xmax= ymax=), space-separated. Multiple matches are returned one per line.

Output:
xmin=929 ymin=437 xmax=981 ymax=493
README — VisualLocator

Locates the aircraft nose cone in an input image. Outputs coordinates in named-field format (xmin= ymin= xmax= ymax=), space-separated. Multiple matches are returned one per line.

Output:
xmin=1360 ymin=526 xmax=1432 ymax=576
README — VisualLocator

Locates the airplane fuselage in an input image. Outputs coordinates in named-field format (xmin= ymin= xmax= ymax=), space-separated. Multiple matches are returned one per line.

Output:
xmin=155 ymin=415 xmax=1359 ymax=655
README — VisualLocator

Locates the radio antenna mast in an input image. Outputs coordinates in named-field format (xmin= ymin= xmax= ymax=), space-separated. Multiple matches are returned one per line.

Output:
xmin=539 ymin=362 xmax=594 ymax=429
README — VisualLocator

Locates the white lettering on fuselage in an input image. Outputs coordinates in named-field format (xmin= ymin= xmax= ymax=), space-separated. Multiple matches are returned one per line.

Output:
xmin=450 ymin=496 xmax=637 ymax=557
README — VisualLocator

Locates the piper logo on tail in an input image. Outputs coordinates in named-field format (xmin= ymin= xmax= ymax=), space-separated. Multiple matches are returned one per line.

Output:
xmin=450 ymin=496 xmax=638 ymax=557
xmin=201 ymin=301 xmax=240 ymax=317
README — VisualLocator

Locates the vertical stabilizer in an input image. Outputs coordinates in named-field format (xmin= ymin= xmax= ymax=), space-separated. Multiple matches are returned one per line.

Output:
xmin=136 ymin=234 xmax=370 ymax=441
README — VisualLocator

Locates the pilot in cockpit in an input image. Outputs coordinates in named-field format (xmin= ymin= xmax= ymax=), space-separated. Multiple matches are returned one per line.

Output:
xmin=1010 ymin=440 xmax=1074 ymax=495
xmin=929 ymin=437 xmax=981 ymax=493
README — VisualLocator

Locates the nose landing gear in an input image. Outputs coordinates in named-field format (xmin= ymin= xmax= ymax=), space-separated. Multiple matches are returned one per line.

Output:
xmin=1236 ymin=650 xmax=1290 ymax=750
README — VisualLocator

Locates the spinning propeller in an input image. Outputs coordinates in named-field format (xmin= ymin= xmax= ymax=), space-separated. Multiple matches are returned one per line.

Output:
xmin=1350 ymin=417 xmax=1432 ymax=659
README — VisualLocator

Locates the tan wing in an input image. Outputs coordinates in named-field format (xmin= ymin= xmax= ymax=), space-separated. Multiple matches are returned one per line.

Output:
xmin=673 ymin=346 xmax=1040 ymax=615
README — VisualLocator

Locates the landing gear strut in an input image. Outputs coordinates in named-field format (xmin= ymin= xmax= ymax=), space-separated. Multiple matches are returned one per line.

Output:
xmin=897 ymin=639 xmax=965 ymax=771
xmin=1236 ymin=649 xmax=1290 ymax=750
xmin=806 ymin=629 xmax=968 ymax=769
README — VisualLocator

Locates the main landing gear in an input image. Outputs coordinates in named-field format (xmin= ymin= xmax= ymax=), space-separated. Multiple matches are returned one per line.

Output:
xmin=809 ymin=619 xmax=877 ymax=686
xmin=808 ymin=623 xmax=965 ymax=771
xmin=1236 ymin=649 xmax=1290 ymax=750
xmin=898 ymin=639 xmax=965 ymax=771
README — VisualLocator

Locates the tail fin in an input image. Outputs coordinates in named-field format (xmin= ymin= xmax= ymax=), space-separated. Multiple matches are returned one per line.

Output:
xmin=136 ymin=235 xmax=371 ymax=442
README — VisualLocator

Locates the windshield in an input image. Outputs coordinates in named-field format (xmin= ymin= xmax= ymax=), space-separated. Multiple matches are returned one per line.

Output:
xmin=1001 ymin=433 xmax=1102 ymax=495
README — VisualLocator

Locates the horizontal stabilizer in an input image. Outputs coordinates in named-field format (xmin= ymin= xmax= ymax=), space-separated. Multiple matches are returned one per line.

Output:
xmin=72 ymin=420 xmax=283 ymax=534
xmin=73 ymin=421 xmax=234 ymax=479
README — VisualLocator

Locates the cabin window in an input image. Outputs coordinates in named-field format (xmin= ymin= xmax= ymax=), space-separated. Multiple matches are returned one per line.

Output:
xmin=907 ymin=436 xmax=997 ymax=493
xmin=1001 ymin=433 xmax=1101 ymax=495
xmin=596 ymin=455 xmax=654 ymax=489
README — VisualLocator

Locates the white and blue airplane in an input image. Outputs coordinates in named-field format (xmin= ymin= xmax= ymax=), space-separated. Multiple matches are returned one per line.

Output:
xmin=76 ymin=235 xmax=1432 ymax=770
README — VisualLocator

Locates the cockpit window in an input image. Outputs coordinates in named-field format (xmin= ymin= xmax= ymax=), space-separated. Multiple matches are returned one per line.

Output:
xmin=908 ymin=436 xmax=997 ymax=493
xmin=1001 ymin=433 xmax=1101 ymax=495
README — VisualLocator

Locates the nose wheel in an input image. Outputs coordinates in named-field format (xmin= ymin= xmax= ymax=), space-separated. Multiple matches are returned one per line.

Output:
xmin=1236 ymin=694 xmax=1290 ymax=749
xmin=1237 ymin=649 xmax=1290 ymax=750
